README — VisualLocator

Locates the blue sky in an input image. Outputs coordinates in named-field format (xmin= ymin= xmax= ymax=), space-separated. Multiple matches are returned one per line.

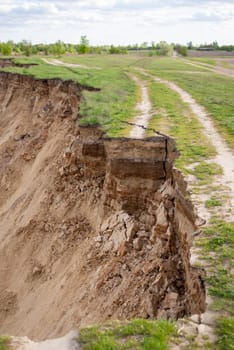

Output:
xmin=0 ymin=0 xmax=233 ymax=45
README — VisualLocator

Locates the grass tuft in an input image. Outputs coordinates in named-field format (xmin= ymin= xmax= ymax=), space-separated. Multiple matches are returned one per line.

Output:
xmin=187 ymin=162 xmax=223 ymax=185
xmin=205 ymin=197 xmax=222 ymax=208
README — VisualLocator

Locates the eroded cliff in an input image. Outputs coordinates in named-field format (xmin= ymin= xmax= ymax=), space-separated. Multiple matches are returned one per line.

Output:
xmin=0 ymin=72 xmax=206 ymax=340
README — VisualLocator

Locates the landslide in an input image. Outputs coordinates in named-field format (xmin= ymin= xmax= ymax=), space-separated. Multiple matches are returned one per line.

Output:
xmin=0 ymin=72 xmax=206 ymax=340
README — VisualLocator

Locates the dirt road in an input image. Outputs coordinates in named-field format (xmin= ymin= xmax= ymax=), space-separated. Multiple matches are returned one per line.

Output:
xmin=139 ymin=69 xmax=234 ymax=221
xmin=183 ymin=59 xmax=234 ymax=78
xmin=42 ymin=58 xmax=100 ymax=70
xmin=129 ymin=75 xmax=152 ymax=138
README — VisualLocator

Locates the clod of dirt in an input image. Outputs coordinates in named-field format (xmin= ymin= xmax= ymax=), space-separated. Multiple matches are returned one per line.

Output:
xmin=0 ymin=72 xmax=205 ymax=340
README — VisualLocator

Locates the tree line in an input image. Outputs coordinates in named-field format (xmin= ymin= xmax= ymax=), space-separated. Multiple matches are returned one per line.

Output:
xmin=0 ymin=37 xmax=233 ymax=57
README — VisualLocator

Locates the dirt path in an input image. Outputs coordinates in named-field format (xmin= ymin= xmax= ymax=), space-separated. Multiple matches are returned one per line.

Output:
xmin=11 ymin=331 xmax=79 ymax=350
xmin=42 ymin=58 xmax=100 ymax=70
xmin=132 ymin=68 xmax=234 ymax=219
xmin=129 ymin=75 xmax=152 ymax=138
xmin=183 ymin=59 xmax=234 ymax=78
xmin=139 ymin=69 xmax=234 ymax=219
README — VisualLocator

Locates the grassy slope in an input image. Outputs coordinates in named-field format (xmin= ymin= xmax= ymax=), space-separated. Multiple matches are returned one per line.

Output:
xmin=136 ymin=57 xmax=234 ymax=148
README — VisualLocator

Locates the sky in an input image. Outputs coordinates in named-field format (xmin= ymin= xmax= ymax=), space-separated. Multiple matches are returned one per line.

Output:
xmin=0 ymin=0 xmax=233 ymax=46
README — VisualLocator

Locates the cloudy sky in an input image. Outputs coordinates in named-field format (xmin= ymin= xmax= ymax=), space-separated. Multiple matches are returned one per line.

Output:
xmin=0 ymin=0 xmax=233 ymax=45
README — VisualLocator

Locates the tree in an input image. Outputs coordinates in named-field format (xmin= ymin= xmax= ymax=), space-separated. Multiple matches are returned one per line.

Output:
xmin=77 ymin=36 xmax=90 ymax=54
xmin=175 ymin=45 xmax=188 ymax=56
xmin=187 ymin=41 xmax=193 ymax=50
xmin=0 ymin=42 xmax=13 ymax=56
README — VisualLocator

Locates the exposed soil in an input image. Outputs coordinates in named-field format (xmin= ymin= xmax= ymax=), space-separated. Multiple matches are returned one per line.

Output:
xmin=0 ymin=58 xmax=38 ymax=69
xmin=0 ymin=71 xmax=206 ymax=343
xmin=11 ymin=331 xmax=79 ymax=350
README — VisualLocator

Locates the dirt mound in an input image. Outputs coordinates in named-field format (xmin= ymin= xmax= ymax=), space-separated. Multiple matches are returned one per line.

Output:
xmin=0 ymin=72 xmax=205 ymax=340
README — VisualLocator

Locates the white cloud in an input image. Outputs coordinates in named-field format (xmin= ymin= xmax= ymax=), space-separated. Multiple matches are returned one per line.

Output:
xmin=0 ymin=0 xmax=233 ymax=44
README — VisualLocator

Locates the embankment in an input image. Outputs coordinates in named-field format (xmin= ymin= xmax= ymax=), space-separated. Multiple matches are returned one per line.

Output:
xmin=0 ymin=72 xmax=205 ymax=340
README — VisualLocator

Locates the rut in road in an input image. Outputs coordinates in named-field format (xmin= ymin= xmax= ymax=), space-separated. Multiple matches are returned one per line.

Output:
xmin=182 ymin=59 xmax=234 ymax=78
xmin=128 ymin=74 xmax=152 ymax=138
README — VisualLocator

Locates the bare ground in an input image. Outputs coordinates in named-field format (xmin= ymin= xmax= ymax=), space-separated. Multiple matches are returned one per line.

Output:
xmin=129 ymin=75 xmax=152 ymax=138
xmin=11 ymin=331 xmax=79 ymax=350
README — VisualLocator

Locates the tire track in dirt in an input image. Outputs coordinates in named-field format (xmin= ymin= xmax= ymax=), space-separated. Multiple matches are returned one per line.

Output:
xmin=182 ymin=59 xmax=234 ymax=78
xmin=128 ymin=75 xmax=152 ymax=139
xmin=139 ymin=69 xmax=234 ymax=221
xmin=42 ymin=58 xmax=100 ymax=70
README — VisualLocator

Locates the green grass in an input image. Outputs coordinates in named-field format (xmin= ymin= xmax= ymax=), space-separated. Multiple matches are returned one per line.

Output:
xmin=0 ymin=337 xmax=11 ymax=350
xmin=205 ymin=197 xmax=222 ymax=208
xmin=187 ymin=162 xmax=223 ymax=185
xmin=78 ymin=319 xmax=177 ymax=350
xmin=196 ymin=219 xmax=234 ymax=347
xmin=196 ymin=219 xmax=234 ymax=348
xmin=216 ymin=317 xmax=234 ymax=350
xmin=187 ymin=57 xmax=217 ymax=66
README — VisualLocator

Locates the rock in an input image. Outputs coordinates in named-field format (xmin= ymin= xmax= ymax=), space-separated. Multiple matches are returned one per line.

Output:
xmin=94 ymin=236 xmax=103 ymax=243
